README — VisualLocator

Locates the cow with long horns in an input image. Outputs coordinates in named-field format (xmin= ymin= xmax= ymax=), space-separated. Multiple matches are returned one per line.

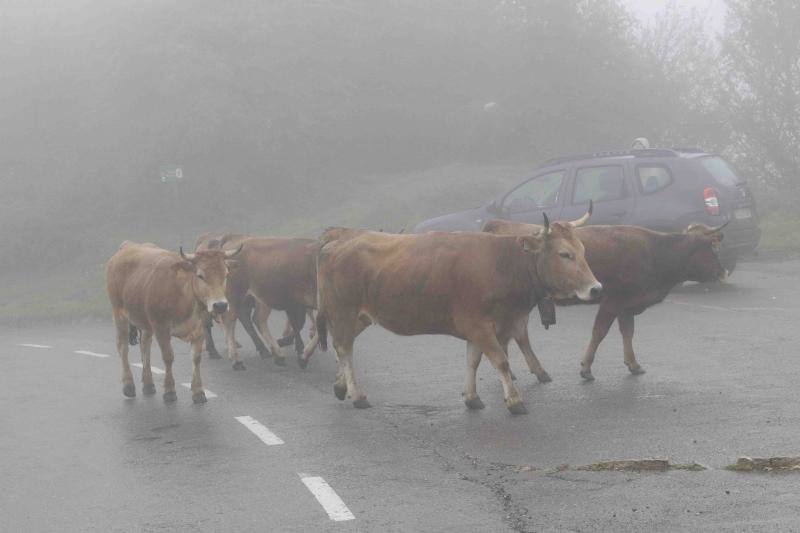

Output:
xmin=483 ymin=212 xmax=728 ymax=380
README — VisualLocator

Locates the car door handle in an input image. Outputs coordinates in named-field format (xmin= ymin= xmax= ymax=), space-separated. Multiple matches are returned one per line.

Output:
xmin=611 ymin=211 xmax=626 ymax=217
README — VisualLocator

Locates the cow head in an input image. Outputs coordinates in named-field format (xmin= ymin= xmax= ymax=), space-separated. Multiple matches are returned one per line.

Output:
xmin=179 ymin=244 xmax=243 ymax=315
xmin=518 ymin=209 xmax=602 ymax=301
xmin=684 ymin=222 xmax=728 ymax=282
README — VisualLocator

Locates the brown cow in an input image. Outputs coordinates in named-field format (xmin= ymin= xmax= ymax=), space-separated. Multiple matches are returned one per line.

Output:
xmin=195 ymin=233 xmax=318 ymax=368
xmin=483 ymin=219 xmax=727 ymax=380
xmin=221 ymin=237 xmax=321 ymax=369
xmin=316 ymin=212 xmax=601 ymax=414
xmin=105 ymin=241 xmax=240 ymax=402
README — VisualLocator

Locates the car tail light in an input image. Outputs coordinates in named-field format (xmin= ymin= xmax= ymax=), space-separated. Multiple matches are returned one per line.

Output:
xmin=704 ymin=187 xmax=719 ymax=216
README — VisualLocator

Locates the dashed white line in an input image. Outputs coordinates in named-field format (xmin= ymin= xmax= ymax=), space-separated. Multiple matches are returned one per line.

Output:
xmin=234 ymin=415 xmax=285 ymax=446
xmin=180 ymin=383 xmax=217 ymax=398
xmin=299 ymin=474 xmax=356 ymax=521
xmin=74 ymin=350 xmax=110 ymax=358
xmin=19 ymin=343 xmax=52 ymax=349
xmin=132 ymin=363 xmax=165 ymax=375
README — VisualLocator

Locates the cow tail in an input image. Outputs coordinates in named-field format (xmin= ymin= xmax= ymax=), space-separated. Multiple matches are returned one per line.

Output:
xmin=128 ymin=325 xmax=140 ymax=346
xmin=316 ymin=311 xmax=328 ymax=352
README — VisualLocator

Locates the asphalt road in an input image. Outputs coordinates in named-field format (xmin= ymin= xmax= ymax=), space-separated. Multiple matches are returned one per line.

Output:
xmin=3 ymin=257 xmax=800 ymax=532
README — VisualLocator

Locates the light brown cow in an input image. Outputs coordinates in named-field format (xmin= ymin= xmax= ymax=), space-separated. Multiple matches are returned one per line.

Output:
xmin=316 ymin=213 xmax=601 ymax=414
xmin=105 ymin=241 xmax=240 ymax=403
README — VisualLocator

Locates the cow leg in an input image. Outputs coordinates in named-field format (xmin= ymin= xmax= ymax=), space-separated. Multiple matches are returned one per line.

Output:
xmin=463 ymin=342 xmax=485 ymax=410
xmin=308 ymin=309 xmax=318 ymax=342
xmin=470 ymin=328 xmax=526 ymax=414
xmin=189 ymin=336 xmax=207 ymax=404
xmin=287 ymin=307 xmax=307 ymax=357
xmin=154 ymin=328 xmax=177 ymax=402
xmin=580 ymin=304 xmax=617 ymax=381
xmin=512 ymin=314 xmax=551 ymax=383
xmin=140 ymin=329 xmax=156 ymax=395
xmin=114 ymin=312 xmax=135 ymax=398
xmin=244 ymin=300 xmax=279 ymax=359
xmin=618 ymin=311 xmax=645 ymax=375
xmin=222 ymin=310 xmax=246 ymax=370
xmin=331 ymin=314 xmax=370 ymax=408
xmin=251 ymin=302 xmax=274 ymax=358
xmin=204 ymin=318 xmax=222 ymax=359
xmin=277 ymin=316 xmax=295 ymax=348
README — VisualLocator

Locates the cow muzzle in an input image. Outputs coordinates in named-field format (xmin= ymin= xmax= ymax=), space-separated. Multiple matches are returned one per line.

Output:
xmin=209 ymin=300 xmax=229 ymax=315
xmin=577 ymin=282 xmax=603 ymax=302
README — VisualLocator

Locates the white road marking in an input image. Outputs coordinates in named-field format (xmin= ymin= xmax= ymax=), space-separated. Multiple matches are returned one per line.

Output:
xmin=19 ymin=343 xmax=52 ymax=349
xmin=74 ymin=350 xmax=110 ymax=358
xmin=180 ymin=383 xmax=217 ymax=398
xmin=299 ymin=473 xmax=356 ymax=522
xmin=132 ymin=363 xmax=165 ymax=375
xmin=234 ymin=415 xmax=285 ymax=446
xmin=667 ymin=299 xmax=793 ymax=313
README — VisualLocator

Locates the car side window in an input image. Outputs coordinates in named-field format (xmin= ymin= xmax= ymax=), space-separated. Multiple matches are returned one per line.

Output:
xmin=637 ymin=165 xmax=673 ymax=195
xmin=502 ymin=170 xmax=565 ymax=213
xmin=572 ymin=166 xmax=627 ymax=204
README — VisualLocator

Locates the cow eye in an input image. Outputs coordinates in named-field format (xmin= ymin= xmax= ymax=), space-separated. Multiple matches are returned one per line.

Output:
xmin=197 ymin=271 xmax=206 ymax=281
xmin=559 ymin=251 xmax=572 ymax=260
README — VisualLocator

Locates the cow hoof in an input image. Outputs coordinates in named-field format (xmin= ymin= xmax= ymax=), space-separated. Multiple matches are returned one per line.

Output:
xmin=333 ymin=383 xmax=347 ymax=401
xmin=232 ymin=361 xmax=246 ymax=371
xmin=628 ymin=366 xmax=646 ymax=375
xmin=274 ymin=356 xmax=287 ymax=367
xmin=580 ymin=369 xmax=595 ymax=381
xmin=259 ymin=350 xmax=271 ymax=360
xmin=163 ymin=390 xmax=177 ymax=403
xmin=297 ymin=356 xmax=308 ymax=370
xmin=537 ymin=372 xmax=553 ymax=383
xmin=208 ymin=350 xmax=222 ymax=360
xmin=464 ymin=396 xmax=485 ymax=410
xmin=122 ymin=383 xmax=136 ymax=398
xmin=510 ymin=370 xmax=517 ymax=381
xmin=142 ymin=383 xmax=156 ymax=396
xmin=353 ymin=397 xmax=372 ymax=409
xmin=192 ymin=391 xmax=207 ymax=404
xmin=507 ymin=402 xmax=528 ymax=415
xmin=235 ymin=341 xmax=242 ymax=348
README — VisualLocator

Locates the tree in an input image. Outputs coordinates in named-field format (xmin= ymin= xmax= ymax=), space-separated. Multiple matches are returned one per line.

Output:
xmin=719 ymin=0 xmax=800 ymax=189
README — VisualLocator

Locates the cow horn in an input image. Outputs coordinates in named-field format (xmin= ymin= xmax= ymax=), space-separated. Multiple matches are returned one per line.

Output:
xmin=224 ymin=243 xmax=244 ymax=258
xmin=707 ymin=219 xmax=730 ymax=234
xmin=571 ymin=199 xmax=593 ymax=227
xmin=542 ymin=212 xmax=551 ymax=235
xmin=179 ymin=247 xmax=195 ymax=261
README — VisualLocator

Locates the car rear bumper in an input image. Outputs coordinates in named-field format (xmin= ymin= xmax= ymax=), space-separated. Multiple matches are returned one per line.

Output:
xmin=722 ymin=224 xmax=761 ymax=255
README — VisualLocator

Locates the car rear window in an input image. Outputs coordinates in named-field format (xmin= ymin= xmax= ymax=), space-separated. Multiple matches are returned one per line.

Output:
xmin=698 ymin=156 xmax=741 ymax=187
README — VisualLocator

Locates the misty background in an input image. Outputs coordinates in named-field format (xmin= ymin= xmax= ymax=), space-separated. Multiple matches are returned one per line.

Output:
xmin=1 ymin=0 xmax=798 ymax=323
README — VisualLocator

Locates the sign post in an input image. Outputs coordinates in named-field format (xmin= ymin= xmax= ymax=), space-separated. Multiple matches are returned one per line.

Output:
xmin=159 ymin=165 xmax=185 ymax=248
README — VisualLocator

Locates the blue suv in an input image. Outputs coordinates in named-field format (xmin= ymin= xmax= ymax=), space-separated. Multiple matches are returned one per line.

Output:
xmin=413 ymin=148 xmax=761 ymax=271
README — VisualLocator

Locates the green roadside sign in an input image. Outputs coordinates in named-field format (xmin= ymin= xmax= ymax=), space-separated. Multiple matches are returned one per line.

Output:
xmin=159 ymin=165 xmax=184 ymax=183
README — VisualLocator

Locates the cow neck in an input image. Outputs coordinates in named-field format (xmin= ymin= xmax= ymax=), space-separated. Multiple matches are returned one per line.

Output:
xmin=654 ymin=233 xmax=697 ymax=284
xmin=526 ymin=247 xmax=548 ymax=303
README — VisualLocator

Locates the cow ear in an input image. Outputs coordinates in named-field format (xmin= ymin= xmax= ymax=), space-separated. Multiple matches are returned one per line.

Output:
xmin=517 ymin=235 xmax=543 ymax=254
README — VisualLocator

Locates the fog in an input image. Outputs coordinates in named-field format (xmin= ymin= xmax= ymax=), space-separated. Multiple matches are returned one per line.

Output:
xmin=1 ymin=0 xmax=798 ymax=321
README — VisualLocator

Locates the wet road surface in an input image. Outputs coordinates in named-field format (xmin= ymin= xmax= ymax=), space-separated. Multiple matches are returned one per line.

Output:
xmin=3 ymin=258 xmax=800 ymax=532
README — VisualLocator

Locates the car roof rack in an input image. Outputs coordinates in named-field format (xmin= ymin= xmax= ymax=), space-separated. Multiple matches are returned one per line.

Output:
xmin=671 ymin=146 xmax=707 ymax=153
xmin=539 ymin=148 xmax=679 ymax=167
